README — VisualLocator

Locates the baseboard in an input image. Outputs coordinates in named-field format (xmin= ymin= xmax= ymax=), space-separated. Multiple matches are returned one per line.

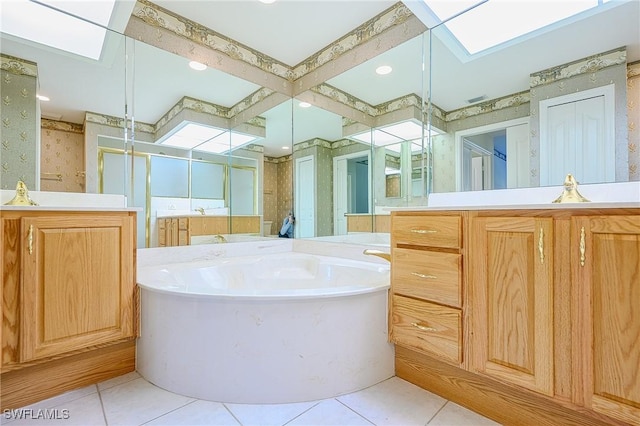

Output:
xmin=395 ymin=346 xmax=625 ymax=426
xmin=1 ymin=340 xmax=135 ymax=410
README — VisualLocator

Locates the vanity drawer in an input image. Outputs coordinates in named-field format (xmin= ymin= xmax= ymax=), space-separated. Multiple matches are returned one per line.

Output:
xmin=392 ymin=248 xmax=462 ymax=307
xmin=392 ymin=295 xmax=462 ymax=364
xmin=392 ymin=215 xmax=461 ymax=248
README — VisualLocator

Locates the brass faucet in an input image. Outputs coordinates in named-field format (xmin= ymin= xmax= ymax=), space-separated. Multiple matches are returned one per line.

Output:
xmin=552 ymin=174 xmax=590 ymax=203
xmin=4 ymin=180 xmax=38 ymax=206
xmin=212 ymin=234 xmax=227 ymax=243
xmin=195 ymin=207 xmax=205 ymax=215
xmin=363 ymin=249 xmax=391 ymax=262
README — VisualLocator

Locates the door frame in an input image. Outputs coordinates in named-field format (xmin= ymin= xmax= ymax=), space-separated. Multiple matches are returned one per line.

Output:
xmin=294 ymin=155 xmax=315 ymax=238
xmin=332 ymin=150 xmax=372 ymax=235
xmin=454 ymin=117 xmax=529 ymax=192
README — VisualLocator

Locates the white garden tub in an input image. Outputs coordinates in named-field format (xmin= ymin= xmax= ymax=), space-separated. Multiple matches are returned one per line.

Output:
xmin=136 ymin=252 xmax=394 ymax=404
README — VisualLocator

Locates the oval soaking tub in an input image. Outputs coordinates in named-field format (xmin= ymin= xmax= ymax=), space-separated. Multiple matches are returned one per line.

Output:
xmin=136 ymin=252 xmax=395 ymax=404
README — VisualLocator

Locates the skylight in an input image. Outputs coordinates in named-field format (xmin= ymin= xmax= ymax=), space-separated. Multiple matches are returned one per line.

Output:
xmin=421 ymin=0 xmax=608 ymax=55
xmin=0 ymin=0 xmax=116 ymax=60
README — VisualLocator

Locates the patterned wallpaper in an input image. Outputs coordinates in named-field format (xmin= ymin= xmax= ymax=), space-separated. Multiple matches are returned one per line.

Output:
xmin=40 ymin=120 xmax=85 ymax=192
xmin=627 ymin=62 xmax=639 ymax=181
xmin=1 ymin=54 xmax=38 ymax=190
xmin=529 ymin=48 xmax=628 ymax=186
xmin=272 ymin=155 xmax=294 ymax=234
xmin=263 ymin=158 xmax=278 ymax=235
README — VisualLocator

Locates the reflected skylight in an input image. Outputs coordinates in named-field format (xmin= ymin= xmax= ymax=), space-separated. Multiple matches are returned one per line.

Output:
xmin=157 ymin=122 xmax=225 ymax=150
xmin=194 ymin=131 xmax=259 ymax=154
xmin=421 ymin=0 xmax=609 ymax=54
xmin=349 ymin=120 xmax=441 ymax=147
xmin=157 ymin=122 xmax=261 ymax=154
xmin=1 ymin=0 xmax=116 ymax=60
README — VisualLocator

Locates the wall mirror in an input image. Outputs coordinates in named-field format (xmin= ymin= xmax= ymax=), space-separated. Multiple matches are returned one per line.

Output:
xmin=417 ymin=0 xmax=639 ymax=193
xmin=0 ymin=3 xmax=129 ymax=193
xmin=4 ymin=0 xmax=637 ymax=248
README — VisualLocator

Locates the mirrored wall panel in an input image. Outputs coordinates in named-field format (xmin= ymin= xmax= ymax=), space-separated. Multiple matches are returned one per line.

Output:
xmin=423 ymin=0 xmax=639 ymax=193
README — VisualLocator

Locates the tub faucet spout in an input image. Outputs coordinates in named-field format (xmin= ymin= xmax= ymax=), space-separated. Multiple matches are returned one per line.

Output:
xmin=213 ymin=234 xmax=227 ymax=243
xmin=363 ymin=249 xmax=391 ymax=262
xmin=195 ymin=207 xmax=205 ymax=215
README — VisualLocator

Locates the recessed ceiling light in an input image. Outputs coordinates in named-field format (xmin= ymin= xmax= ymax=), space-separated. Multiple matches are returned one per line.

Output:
xmin=298 ymin=102 xmax=311 ymax=108
xmin=259 ymin=0 xmax=276 ymax=3
xmin=376 ymin=65 xmax=392 ymax=75
xmin=282 ymin=146 xmax=289 ymax=150
xmin=189 ymin=61 xmax=207 ymax=71
xmin=37 ymin=95 xmax=50 ymax=102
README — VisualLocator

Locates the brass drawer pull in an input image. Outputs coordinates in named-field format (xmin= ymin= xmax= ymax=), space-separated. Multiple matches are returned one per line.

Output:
xmin=580 ymin=226 xmax=586 ymax=267
xmin=411 ymin=229 xmax=437 ymax=234
xmin=411 ymin=272 xmax=437 ymax=279
xmin=538 ymin=227 xmax=544 ymax=264
xmin=411 ymin=322 xmax=437 ymax=332
xmin=28 ymin=224 xmax=33 ymax=255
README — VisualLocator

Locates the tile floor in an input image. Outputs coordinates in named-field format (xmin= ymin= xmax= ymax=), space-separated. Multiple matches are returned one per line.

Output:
xmin=2 ymin=371 xmax=500 ymax=426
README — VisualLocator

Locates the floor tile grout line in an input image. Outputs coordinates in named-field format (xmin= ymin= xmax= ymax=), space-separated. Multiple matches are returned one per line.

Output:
xmin=138 ymin=399 xmax=199 ymax=426
xmin=221 ymin=402 xmax=243 ymax=426
xmin=335 ymin=397 xmax=376 ymax=425
xmin=281 ymin=400 xmax=323 ymax=426
xmin=97 ymin=385 xmax=110 ymax=426
xmin=425 ymin=400 xmax=448 ymax=425
xmin=98 ymin=373 xmax=143 ymax=393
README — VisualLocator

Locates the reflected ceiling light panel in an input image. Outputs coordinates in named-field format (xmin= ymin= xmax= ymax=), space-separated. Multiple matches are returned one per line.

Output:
xmin=298 ymin=102 xmax=311 ymax=108
xmin=189 ymin=61 xmax=207 ymax=71
xmin=37 ymin=95 xmax=50 ymax=102
xmin=157 ymin=122 xmax=225 ymax=149
xmin=259 ymin=0 xmax=277 ymax=3
xmin=282 ymin=146 xmax=290 ymax=150
xmin=194 ymin=131 xmax=261 ymax=154
xmin=350 ymin=129 xmax=402 ymax=147
xmin=375 ymin=65 xmax=393 ymax=75
xmin=1 ymin=0 xmax=116 ymax=60
xmin=349 ymin=120 xmax=442 ymax=147
xmin=424 ymin=0 xmax=600 ymax=54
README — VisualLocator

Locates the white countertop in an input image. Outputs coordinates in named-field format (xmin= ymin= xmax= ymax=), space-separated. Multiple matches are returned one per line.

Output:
xmin=386 ymin=182 xmax=639 ymax=211
xmin=0 ymin=205 xmax=140 ymax=212
xmin=389 ymin=201 xmax=640 ymax=211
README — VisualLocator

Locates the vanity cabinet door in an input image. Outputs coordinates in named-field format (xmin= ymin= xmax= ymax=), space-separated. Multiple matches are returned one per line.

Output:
xmin=20 ymin=214 xmax=136 ymax=362
xmin=574 ymin=215 xmax=640 ymax=425
xmin=470 ymin=216 xmax=554 ymax=396
xmin=157 ymin=218 xmax=167 ymax=247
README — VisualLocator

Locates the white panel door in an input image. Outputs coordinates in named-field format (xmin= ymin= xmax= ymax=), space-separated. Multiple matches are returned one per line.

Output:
xmin=540 ymin=85 xmax=614 ymax=186
xmin=506 ymin=123 xmax=530 ymax=188
xmin=295 ymin=156 xmax=315 ymax=238
xmin=471 ymin=156 xmax=484 ymax=191
xmin=333 ymin=157 xmax=348 ymax=235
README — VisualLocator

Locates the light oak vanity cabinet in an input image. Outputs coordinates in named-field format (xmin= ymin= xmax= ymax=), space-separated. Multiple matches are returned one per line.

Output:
xmin=392 ymin=207 xmax=640 ymax=426
xmin=157 ymin=216 xmax=191 ymax=246
xmin=390 ymin=212 xmax=466 ymax=366
xmin=573 ymin=214 xmax=640 ymax=425
xmin=157 ymin=215 xmax=261 ymax=246
xmin=469 ymin=216 xmax=554 ymax=396
xmin=0 ymin=209 xmax=137 ymax=410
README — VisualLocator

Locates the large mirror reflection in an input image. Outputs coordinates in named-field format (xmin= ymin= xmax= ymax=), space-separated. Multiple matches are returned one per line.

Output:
xmin=2 ymin=0 xmax=638 ymax=249
xmin=415 ymin=0 xmax=639 ymax=193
